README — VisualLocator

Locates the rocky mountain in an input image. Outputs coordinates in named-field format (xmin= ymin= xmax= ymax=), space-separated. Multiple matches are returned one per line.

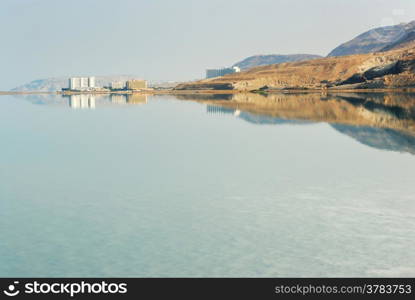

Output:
xmin=232 ymin=54 xmax=322 ymax=70
xmin=380 ymin=21 xmax=415 ymax=51
xmin=11 ymin=78 xmax=68 ymax=92
xmin=11 ymin=75 xmax=138 ymax=92
xmin=175 ymin=46 xmax=415 ymax=91
xmin=327 ymin=21 xmax=415 ymax=57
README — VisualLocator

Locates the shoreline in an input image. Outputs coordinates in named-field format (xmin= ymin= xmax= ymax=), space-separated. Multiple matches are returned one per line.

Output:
xmin=1 ymin=87 xmax=415 ymax=96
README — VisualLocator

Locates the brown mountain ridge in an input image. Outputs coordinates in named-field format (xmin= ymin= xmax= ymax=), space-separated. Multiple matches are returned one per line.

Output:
xmin=175 ymin=46 xmax=415 ymax=91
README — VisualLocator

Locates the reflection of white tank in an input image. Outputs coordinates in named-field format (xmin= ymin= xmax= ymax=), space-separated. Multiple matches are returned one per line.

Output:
xmin=81 ymin=95 xmax=88 ymax=108
xmin=89 ymin=96 xmax=96 ymax=109
xmin=69 ymin=94 xmax=96 ymax=109
xmin=111 ymin=94 xmax=127 ymax=104
xmin=69 ymin=95 xmax=79 ymax=108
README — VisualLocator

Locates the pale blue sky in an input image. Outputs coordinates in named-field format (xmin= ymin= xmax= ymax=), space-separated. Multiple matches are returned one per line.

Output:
xmin=1 ymin=0 xmax=415 ymax=90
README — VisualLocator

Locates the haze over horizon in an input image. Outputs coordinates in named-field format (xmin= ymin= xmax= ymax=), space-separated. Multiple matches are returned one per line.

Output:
xmin=1 ymin=0 xmax=415 ymax=90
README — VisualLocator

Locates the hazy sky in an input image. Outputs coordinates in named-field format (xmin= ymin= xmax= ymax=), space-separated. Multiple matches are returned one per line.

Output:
xmin=1 ymin=0 xmax=415 ymax=90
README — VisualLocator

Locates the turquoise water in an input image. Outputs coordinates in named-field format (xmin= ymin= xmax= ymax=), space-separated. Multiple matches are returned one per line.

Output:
xmin=1 ymin=93 xmax=415 ymax=277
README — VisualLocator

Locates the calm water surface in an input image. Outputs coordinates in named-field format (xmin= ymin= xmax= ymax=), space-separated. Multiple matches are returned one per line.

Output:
xmin=1 ymin=93 xmax=415 ymax=277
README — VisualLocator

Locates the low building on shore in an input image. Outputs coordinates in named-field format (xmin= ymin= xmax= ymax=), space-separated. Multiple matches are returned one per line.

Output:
xmin=62 ymin=77 xmax=149 ymax=93
xmin=206 ymin=67 xmax=240 ymax=79
xmin=126 ymin=80 xmax=147 ymax=90
xmin=111 ymin=81 xmax=126 ymax=90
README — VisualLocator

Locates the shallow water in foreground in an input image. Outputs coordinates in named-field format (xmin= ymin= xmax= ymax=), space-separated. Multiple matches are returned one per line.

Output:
xmin=1 ymin=93 xmax=415 ymax=277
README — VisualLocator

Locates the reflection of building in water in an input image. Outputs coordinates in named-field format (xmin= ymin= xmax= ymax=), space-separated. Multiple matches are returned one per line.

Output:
xmin=110 ymin=94 xmax=127 ymax=104
xmin=127 ymin=94 xmax=147 ymax=104
xmin=69 ymin=94 xmax=96 ymax=109
xmin=110 ymin=94 xmax=147 ymax=105
xmin=206 ymin=105 xmax=236 ymax=115
xmin=66 ymin=94 xmax=147 ymax=108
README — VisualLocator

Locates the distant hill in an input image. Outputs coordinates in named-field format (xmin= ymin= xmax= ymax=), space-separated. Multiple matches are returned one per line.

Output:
xmin=381 ymin=21 xmax=415 ymax=51
xmin=327 ymin=21 xmax=415 ymax=57
xmin=11 ymin=75 xmax=139 ymax=92
xmin=232 ymin=54 xmax=322 ymax=70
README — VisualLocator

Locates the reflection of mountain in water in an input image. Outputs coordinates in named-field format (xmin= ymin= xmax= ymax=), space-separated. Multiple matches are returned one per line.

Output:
xmin=233 ymin=106 xmax=415 ymax=154
xmin=332 ymin=94 xmax=415 ymax=120
xmin=238 ymin=111 xmax=312 ymax=126
xmin=13 ymin=94 xmax=68 ymax=106
xmin=331 ymin=124 xmax=415 ymax=155
xmin=239 ymin=109 xmax=415 ymax=155
xmin=201 ymin=93 xmax=415 ymax=155
xmin=15 ymin=91 xmax=415 ymax=155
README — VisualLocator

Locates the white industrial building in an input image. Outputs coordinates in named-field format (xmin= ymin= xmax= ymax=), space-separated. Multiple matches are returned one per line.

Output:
xmin=206 ymin=66 xmax=240 ymax=79
xmin=111 ymin=81 xmax=125 ymax=90
xmin=69 ymin=77 xmax=96 ymax=91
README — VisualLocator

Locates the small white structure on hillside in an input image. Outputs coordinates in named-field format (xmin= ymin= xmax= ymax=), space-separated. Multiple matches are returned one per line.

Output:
xmin=206 ymin=66 xmax=240 ymax=79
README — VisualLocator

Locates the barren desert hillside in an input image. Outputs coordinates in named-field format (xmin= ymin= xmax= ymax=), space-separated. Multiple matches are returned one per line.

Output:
xmin=176 ymin=46 xmax=415 ymax=91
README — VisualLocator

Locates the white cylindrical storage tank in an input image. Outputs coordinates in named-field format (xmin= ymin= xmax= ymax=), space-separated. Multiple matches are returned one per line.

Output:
xmin=80 ymin=77 xmax=87 ymax=88
xmin=88 ymin=77 xmax=95 ymax=88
